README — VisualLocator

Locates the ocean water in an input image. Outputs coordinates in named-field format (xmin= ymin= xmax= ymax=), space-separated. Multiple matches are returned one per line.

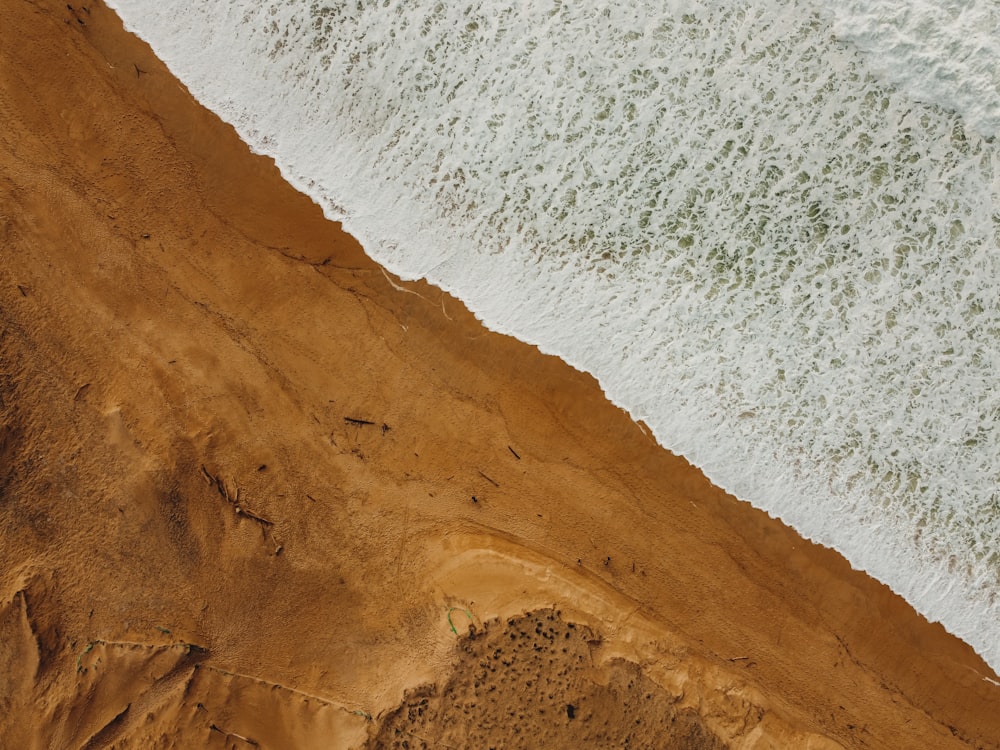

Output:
xmin=108 ymin=0 xmax=1000 ymax=672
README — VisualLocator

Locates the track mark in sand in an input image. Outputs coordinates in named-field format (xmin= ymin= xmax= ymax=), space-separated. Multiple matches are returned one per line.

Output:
xmin=196 ymin=663 xmax=372 ymax=717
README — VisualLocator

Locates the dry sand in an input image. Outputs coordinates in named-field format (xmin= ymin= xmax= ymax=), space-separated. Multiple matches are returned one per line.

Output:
xmin=1 ymin=1 xmax=998 ymax=747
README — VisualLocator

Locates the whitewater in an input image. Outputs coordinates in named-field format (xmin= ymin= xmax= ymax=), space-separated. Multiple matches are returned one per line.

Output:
xmin=107 ymin=0 xmax=1000 ymax=671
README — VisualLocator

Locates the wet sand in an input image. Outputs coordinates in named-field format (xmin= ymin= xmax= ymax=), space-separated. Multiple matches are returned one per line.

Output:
xmin=1 ymin=1 xmax=998 ymax=747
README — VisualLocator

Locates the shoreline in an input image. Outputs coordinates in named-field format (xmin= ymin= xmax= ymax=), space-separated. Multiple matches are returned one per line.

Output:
xmin=107 ymin=0 xmax=1000 ymax=677
xmin=1 ymin=1 xmax=998 ymax=747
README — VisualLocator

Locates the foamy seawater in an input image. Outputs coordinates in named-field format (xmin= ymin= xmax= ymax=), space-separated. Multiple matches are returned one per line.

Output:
xmin=829 ymin=0 xmax=1000 ymax=138
xmin=108 ymin=0 xmax=1000 ymax=671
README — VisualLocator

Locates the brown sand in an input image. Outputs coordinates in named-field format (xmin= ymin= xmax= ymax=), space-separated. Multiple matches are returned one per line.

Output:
xmin=0 ymin=1 xmax=998 ymax=748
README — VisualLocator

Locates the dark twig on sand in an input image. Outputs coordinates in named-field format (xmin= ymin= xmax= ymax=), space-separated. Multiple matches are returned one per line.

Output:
xmin=477 ymin=470 xmax=500 ymax=488
xmin=200 ymin=465 xmax=276 ymax=535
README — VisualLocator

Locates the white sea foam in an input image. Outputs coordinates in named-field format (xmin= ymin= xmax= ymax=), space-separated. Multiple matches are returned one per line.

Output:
xmin=826 ymin=0 xmax=1000 ymax=138
xmin=108 ymin=0 xmax=1000 ymax=671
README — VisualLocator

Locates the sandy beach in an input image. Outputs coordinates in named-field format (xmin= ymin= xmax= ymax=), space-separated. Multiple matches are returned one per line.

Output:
xmin=1 ymin=1 xmax=998 ymax=747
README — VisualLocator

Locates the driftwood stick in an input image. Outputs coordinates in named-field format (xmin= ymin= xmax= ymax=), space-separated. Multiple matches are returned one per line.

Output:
xmin=477 ymin=470 xmax=500 ymax=488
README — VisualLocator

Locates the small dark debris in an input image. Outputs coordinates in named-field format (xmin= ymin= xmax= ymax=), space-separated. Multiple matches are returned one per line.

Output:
xmin=566 ymin=704 xmax=576 ymax=720
xmin=477 ymin=470 xmax=499 ymax=488
xmin=257 ymin=464 xmax=267 ymax=472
